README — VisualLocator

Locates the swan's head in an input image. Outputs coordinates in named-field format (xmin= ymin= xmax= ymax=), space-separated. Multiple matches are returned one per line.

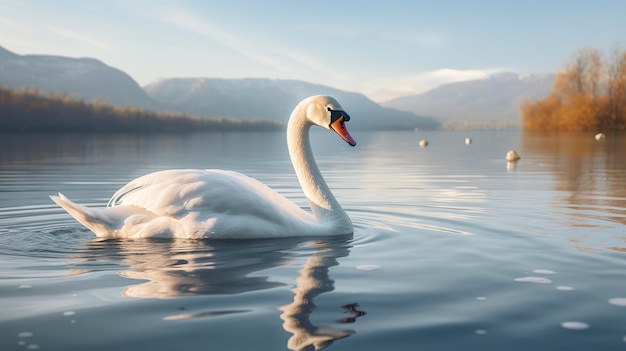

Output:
xmin=302 ymin=95 xmax=357 ymax=146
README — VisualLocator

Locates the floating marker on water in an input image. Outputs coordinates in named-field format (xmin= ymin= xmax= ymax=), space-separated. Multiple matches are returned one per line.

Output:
xmin=505 ymin=150 xmax=520 ymax=162
xmin=465 ymin=137 xmax=472 ymax=145
xmin=419 ymin=139 xmax=428 ymax=148
xmin=595 ymin=133 xmax=605 ymax=141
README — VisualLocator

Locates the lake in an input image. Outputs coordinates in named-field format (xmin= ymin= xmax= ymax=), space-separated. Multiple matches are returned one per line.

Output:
xmin=1 ymin=130 xmax=625 ymax=351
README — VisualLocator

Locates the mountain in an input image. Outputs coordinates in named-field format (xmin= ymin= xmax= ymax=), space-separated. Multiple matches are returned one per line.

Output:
xmin=0 ymin=46 xmax=438 ymax=130
xmin=383 ymin=72 xmax=556 ymax=128
xmin=0 ymin=46 xmax=158 ymax=109
xmin=144 ymin=78 xmax=440 ymax=130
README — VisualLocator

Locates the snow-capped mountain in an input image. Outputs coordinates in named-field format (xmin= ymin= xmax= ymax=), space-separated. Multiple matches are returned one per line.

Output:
xmin=383 ymin=72 xmax=556 ymax=127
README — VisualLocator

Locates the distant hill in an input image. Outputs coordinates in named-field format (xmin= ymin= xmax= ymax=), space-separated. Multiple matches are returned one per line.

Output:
xmin=144 ymin=78 xmax=440 ymax=130
xmin=0 ymin=46 xmax=438 ymax=131
xmin=0 ymin=46 xmax=159 ymax=109
xmin=0 ymin=85 xmax=281 ymax=132
xmin=383 ymin=73 xmax=556 ymax=129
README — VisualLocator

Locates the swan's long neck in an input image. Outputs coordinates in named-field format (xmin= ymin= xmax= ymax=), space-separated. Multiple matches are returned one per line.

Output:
xmin=287 ymin=107 xmax=351 ymax=231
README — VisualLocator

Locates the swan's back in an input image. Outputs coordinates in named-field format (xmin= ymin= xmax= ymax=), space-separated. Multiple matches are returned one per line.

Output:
xmin=108 ymin=169 xmax=317 ymax=238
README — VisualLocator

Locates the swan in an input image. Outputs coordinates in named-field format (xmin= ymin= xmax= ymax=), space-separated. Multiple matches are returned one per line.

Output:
xmin=50 ymin=95 xmax=357 ymax=239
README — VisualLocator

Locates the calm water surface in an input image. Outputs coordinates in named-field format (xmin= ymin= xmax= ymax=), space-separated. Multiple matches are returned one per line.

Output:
xmin=0 ymin=130 xmax=625 ymax=351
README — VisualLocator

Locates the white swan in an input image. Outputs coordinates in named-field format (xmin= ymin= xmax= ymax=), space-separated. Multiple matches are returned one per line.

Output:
xmin=50 ymin=95 xmax=357 ymax=239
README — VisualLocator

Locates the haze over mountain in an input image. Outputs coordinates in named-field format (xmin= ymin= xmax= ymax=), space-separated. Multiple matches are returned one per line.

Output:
xmin=0 ymin=46 xmax=158 ymax=110
xmin=144 ymin=78 xmax=440 ymax=130
xmin=0 ymin=46 xmax=439 ymax=130
xmin=383 ymin=72 xmax=556 ymax=128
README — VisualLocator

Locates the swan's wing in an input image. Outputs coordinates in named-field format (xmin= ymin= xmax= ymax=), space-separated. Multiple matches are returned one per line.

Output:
xmin=108 ymin=169 xmax=313 ymax=223
xmin=109 ymin=169 xmax=210 ymax=214
xmin=107 ymin=185 xmax=142 ymax=207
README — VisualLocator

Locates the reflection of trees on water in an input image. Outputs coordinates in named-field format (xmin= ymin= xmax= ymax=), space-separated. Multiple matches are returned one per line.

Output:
xmin=519 ymin=134 xmax=626 ymax=250
xmin=71 ymin=236 xmax=363 ymax=350
xmin=0 ymin=132 xmax=286 ymax=168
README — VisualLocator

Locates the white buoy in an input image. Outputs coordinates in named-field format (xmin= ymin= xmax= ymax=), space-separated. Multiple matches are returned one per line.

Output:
xmin=419 ymin=139 xmax=428 ymax=148
xmin=465 ymin=137 xmax=472 ymax=145
xmin=595 ymin=133 xmax=605 ymax=141
xmin=505 ymin=150 xmax=520 ymax=162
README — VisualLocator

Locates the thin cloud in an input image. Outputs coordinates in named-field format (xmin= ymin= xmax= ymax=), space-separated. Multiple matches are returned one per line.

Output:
xmin=420 ymin=68 xmax=491 ymax=82
xmin=0 ymin=16 xmax=29 ymax=50
xmin=276 ymin=49 xmax=351 ymax=83
xmin=0 ymin=16 xmax=22 ymax=31
xmin=50 ymin=28 xmax=115 ymax=52
xmin=152 ymin=9 xmax=284 ymax=70
xmin=149 ymin=9 xmax=345 ymax=83
xmin=364 ymin=68 xmax=505 ymax=102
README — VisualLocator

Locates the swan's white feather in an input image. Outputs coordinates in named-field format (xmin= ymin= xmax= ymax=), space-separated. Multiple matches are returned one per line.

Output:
xmin=52 ymin=169 xmax=320 ymax=239
xmin=106 ymin=169 xmax=317 ymax=238
xmin=50 ymin=193 xmax=163 ymax=238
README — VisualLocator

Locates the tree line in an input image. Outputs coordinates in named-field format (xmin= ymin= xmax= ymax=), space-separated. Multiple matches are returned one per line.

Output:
xmin=0 ymin=86 xmax=282 ymax=133
xmin=521 ymin=48 xmax=626 ymax=132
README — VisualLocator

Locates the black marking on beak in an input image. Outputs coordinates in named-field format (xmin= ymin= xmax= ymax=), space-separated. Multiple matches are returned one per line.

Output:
xmin=328 ymin=108 xmax=356 ymax=146
xmin=328 ymin=107 xmax=351 ymax=126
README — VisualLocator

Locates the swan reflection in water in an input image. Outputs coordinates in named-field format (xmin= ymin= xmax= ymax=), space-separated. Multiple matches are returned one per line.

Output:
xmin=71 ymin=235 xmax=365 ymax=350
xmin=280 ymin=245 xmax=366 ymax=350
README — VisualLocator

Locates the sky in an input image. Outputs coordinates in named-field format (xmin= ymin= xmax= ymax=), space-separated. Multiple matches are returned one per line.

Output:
xmin=1 ymin=0 xmax=626 ymax=102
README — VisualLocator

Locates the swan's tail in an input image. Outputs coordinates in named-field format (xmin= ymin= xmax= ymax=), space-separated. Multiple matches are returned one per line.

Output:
xmin=50 ymin=193 xmax=117 ymax=237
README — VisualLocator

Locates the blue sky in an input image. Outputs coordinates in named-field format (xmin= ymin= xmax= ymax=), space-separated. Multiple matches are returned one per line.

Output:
xmin=1 ymin=0 xmax=625 ymax=101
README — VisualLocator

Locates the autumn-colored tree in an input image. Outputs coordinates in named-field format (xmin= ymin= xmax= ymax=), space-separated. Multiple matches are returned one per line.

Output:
xmin=604 ymin=49 xmax=626 ymax=130
xmin=522 ymin=48 xmax=626 ymax=132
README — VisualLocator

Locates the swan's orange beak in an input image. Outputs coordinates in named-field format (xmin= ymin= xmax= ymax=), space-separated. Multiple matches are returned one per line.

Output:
xmin=330 ymin=116 xmax=356 ymax=146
